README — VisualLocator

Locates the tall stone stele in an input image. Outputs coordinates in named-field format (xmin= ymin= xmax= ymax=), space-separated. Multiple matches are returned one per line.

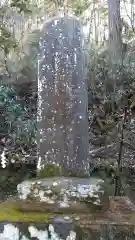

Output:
xmin=37 ymin=15 xmax=89 ymax=177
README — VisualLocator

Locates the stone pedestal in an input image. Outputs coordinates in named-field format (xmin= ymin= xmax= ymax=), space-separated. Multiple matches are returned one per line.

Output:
xmin=17 ymin=177 xmax=107 ymax=214
xmin=1 ymin=190 xmax=135 ymax=239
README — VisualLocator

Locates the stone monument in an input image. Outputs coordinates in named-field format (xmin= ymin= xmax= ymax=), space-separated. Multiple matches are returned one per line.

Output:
xmin=17 ymin=15 xmax=107 ymax=219
xmin=37 ymin=15 xmax=89 ymax=177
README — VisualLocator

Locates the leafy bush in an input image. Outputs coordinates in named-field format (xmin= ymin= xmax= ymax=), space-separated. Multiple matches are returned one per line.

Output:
xmin=0 ymin=85 xmax=37 ymax=163
xmin=88 ymin=46 xmax=135 ymax=101
xmin=38 ymin=163 xmax=63 ymax=178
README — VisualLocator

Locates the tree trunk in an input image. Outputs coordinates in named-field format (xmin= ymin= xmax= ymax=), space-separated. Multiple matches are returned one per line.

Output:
xmin=108 ymin=0 xmax=122 ymax=65
xmin=107 ymin=0 xmax=122 ymax=106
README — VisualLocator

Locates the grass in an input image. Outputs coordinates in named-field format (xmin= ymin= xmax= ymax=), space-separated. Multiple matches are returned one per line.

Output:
xmin=0 ymin=201 xmax=58 ymax=223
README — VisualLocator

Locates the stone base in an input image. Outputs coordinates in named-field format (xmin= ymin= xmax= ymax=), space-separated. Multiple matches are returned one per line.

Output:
xmin=109 ymin=196 xmax=135 ymax=214
xmin=0 ymin=196 xmax=135 ymax=239
xmin=17 ymin=199 xmax=103 ymax=214
xmin=17 ymin=177 xmax=108 ymax=214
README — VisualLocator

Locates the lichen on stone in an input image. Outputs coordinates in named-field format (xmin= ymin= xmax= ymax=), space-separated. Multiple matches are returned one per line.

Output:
xmin=17 ymin=177 xmax=107 ymax=213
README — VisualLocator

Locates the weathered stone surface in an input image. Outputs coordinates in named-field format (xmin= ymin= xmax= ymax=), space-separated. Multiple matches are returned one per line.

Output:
xmin=109 ymin=196 xmax=135 ymax=214
xmin=37 ymin=15 xmax=89 ymax=176
xmin=17 ymin=177 xmax=107 ymax=213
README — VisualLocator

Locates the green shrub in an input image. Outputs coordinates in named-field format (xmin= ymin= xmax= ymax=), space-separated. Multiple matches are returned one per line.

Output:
xmin=38 ymin=163 xmax=63 ymax=178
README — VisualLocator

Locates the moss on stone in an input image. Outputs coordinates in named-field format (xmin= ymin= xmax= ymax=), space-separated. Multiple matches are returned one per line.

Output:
xmin=38 ymin=164 xmax=63 ymax=178
xmin=0 ymin=201 xmax=58 ymax=223
xmin=37 ymin=163 xmax=89 ymax=178
xmin=62 ymin=171 xmax=89 ymax=178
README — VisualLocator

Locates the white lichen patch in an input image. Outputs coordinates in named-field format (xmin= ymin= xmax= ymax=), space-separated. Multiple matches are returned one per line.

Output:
xmin=59 ymin=194 xmax=70 ymax=208
xmin=17 ymin=177 xmax=104 ymax=209
xmin=17 ymin=181 xmax=32 ymax=200
xmin=33 ymin=188 xmax=39 ymax=195
xmin=53 ymin=181 xmax=58 ymax=186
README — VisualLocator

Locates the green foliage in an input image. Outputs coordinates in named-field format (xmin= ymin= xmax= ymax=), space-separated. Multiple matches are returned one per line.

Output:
xmin=14 ymin=118 xmax=36 ymax=147
xmin=88 ymin=45 xmax=135 ymax=102
xmin=38 ymin=164 xmax=63 ymax=178
xmin=0 ymin=27 xmax=17 ymax=54
xmin=0 ymin=86 xmax=23 ymax=134
xmin=99 ymin=178 xmax=115 ymax=196
xmin=0 ymin=86 xmax=22 ymax=116
xmin=0 ymin=85 xmax=36 ymax=160
xmin=72 ymin=0 xmax=90 ymax=16
xmin=10 ymin=0 xmax=32 ymax=13
xmin=38 ymin=163 xmax=89 ymax=178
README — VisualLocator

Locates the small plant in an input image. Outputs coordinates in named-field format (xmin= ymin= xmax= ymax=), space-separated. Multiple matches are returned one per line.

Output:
xmin=38 ymin=163 xmax=63 ymax=178
xmin=99 ymin=178 xmax=115 ymax=197
xmin=37 ymin=163 xmax=90 ymax=178
xmin=62 ymin=170 xmax=89 ymax=178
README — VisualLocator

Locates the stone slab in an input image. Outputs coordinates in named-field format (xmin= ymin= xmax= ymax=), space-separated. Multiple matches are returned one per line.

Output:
xmin=17 ymin=177 xmax=108 ymax=214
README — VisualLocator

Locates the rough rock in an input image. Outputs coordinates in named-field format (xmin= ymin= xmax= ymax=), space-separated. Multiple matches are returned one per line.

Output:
xmin=17 ymin=177 xmax=108 ymax=213
xmin=109 ymin=196 xmax=135 ymax=214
